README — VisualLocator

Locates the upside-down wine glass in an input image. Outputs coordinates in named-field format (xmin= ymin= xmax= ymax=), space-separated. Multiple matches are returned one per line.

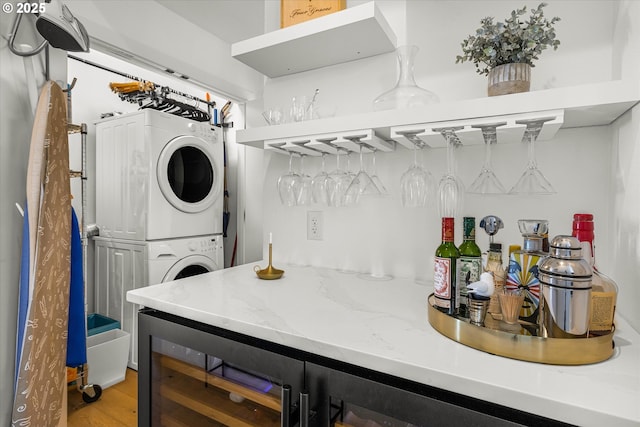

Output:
xmin=370 ymin=148 xmax=388 ymax=195
xmin=399 ymin=131 xmax=434 ymax=208
xmin=327 ymin=148 xmax=352 ymax=207
xmin=297 ymin=154 xmax=313 ymax=206
xmin=509 ymin=117 xmax=557 ymax=195
xmin=344 ymin=137 xmax=381 ymax=205
xmin=435 ymin=127 xmax=465 ymax=218
xmin=345 ymin=150 xmax=357 ymax=185
xmin=311 ymin=152 xmax=333 ymax=205
xmin=277 ymin=151 xmax=301 ymax=206
xmin=468 ymin=122 xmax=507 ymax=194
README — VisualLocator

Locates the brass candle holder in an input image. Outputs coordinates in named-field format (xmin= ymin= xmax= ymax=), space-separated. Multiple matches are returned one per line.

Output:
xmin=254 ymin=243 xmax=284 ymax=280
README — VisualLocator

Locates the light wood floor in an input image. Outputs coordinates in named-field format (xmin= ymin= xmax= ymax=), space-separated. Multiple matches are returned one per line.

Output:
xmin=68 ymin=368 xmax=138 ymax=427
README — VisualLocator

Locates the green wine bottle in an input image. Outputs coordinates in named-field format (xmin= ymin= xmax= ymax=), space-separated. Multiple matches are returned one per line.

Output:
xmin=434 ymin=217 xmax=461 ymax=315
xmin=457 ymin=217 xmax=482 ymax=318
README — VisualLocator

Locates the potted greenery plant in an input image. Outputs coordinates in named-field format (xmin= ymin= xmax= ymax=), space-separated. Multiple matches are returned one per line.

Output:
xmin=456 ymin=3 xmax=560 ymax=96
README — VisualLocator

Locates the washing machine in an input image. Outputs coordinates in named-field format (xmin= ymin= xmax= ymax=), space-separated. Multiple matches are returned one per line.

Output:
xmin=146 ymin=234 xmax=223 ymax=284
xmin=96 ymin=109 xmax=223 ymax=241
xmin=94 ymin=234 xmax=224 ymax=370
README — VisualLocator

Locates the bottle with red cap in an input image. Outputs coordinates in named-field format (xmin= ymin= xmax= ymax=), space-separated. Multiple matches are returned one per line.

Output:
xmin=572 ymin=213 xmax=618 ymax=336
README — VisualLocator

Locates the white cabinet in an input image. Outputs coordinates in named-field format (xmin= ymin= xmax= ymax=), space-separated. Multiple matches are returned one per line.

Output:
xmin=94 ymin=237 xmax=148 ymax=370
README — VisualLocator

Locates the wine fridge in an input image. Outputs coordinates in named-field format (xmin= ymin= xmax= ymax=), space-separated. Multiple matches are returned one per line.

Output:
xmin=138 ymin=309 xmax=305 ymax=426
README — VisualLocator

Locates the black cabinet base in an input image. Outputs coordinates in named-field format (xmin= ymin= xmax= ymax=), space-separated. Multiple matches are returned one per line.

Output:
xmin=138 ymin=308 xmax=573 ymax=427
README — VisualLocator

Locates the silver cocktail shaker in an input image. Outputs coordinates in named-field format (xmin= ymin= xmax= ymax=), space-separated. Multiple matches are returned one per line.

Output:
xmin=538 ymin=235 xmax=592 ymax=338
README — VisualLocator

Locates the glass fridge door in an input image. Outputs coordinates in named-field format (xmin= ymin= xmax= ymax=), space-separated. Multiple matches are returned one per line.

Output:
xmin=334 ymin=402 xmax=421 ymax=427
xmin=306 ymin=362 xmax=528 ymax=427
xmin=138 ymin=310 xmax=304 ymax=427
xmin=152 ymin=337 xmax=283 ymax=426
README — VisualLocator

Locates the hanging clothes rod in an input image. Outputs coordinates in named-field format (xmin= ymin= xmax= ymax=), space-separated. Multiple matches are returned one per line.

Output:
xmin=67 ymin=54 xmax=214 ymax=107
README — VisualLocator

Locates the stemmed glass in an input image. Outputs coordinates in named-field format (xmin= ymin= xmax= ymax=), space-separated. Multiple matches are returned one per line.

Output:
xmin=509 ymin=117 xmax=557 ymax=195
xmin=399 ymin=132 xmax=434 ymax=207
xmin=277 ymin=151 xmax=302 ymax=206
xmin=435 ymin=127 xmax=465 ymax=217
xmin=370 ymin=148 xmax=388 ymax=195
xmin=327 ymin=149 xmax=353 ymax=207
xmin=344 ymin=139 xmax=381 ymax=205
xmin=345 ymin=150 xmax=357 ymax=185
xmin=311 ymin=153 xmax=333 ymax=205
xmin=468 ymin=122 xmax=507 ymax=194
xmin=297 ymin=154 xmax=313 ymax=205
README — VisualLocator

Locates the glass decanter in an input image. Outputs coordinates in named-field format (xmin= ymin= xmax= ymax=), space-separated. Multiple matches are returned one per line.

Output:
xmin=373 ymin=45 xmax=439 ymax=111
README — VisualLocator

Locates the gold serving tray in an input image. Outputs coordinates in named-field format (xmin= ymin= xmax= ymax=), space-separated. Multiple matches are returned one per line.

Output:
xmin=427 ymin=294 xmax=614 ymax=365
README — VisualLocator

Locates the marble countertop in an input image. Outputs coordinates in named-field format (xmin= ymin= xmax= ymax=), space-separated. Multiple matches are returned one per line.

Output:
xmin=127 ymin=262 xmax=640 ymax=426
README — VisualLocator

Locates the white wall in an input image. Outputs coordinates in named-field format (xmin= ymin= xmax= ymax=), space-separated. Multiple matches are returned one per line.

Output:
xmin=262 ymin=127 xmax=612 ymax=277
xmin=255 ymin=1 xmax=639 ymax=331
xmin=609 ymin=0 xmax=640 ymax=332
xmin=0 ymin=5 xmax=67 ymax=422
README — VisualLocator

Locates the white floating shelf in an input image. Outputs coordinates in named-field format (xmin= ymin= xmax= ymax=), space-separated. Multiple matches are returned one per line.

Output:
xmin=237 ymin=80 xmax=640 ymax=149
xmin=231 ymin=2 xmax=397 ymax=78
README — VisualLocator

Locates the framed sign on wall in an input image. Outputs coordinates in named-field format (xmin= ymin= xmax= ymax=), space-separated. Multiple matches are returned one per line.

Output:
xmin=281 ymin=0 xmax=346 ymax=28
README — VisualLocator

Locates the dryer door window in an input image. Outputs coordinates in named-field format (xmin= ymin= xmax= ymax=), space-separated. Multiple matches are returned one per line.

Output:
xmin=157 ymin=135 xmax=220 ymax=213
xmin=174 ymin=264 xmax=209 ymax=280
xmin=162 ymin=255 xmax=218 ymax=283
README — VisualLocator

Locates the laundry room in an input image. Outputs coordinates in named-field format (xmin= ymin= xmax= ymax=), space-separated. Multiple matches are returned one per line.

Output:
xmin=1 ymin=1 xmax=639 ymax=426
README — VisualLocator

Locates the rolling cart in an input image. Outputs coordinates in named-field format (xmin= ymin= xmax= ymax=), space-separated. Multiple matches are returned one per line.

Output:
xmin=67 ymin=121 xmax=102 ymax=403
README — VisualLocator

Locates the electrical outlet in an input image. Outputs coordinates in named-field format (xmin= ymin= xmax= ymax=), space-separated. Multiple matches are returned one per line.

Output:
xmin=307 ymin=211 xmax=323 ymax=240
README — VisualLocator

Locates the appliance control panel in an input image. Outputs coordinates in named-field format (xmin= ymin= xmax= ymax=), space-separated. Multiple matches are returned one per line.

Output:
xmin=188 ymin=122 xmax=217 ymax=141
xmin=188 ymin=236 xmax=222 ymax=255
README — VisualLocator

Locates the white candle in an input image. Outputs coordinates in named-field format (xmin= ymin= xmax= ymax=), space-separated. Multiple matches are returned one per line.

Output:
xmin=269 ymin=232 xmax=272 ymax=244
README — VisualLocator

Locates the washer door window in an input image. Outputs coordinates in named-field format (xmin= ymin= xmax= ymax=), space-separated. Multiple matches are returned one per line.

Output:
xmin=162 ymin=255 xmax=218 ymax=282
xmin=157 ymin=135 xmax=219 ymax=213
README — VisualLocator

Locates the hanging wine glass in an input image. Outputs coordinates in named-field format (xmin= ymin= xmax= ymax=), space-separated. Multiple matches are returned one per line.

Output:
xmin=277 ymin=151 xmax=302 ymax=207
xmin=345 ymin=150 xmax=357 ymax=184
xmin=370 ymin=148 xmax=388 ymax=195
xmin=399 ymin=132 xmax=434 ymax=207
xmin=509 ymin=117 xmax=557 ymax=195
xmin=373 ymin=45 xmax=439 ymax=111
xmin=311 ymin=152 xmax=333 ymax=205
xmin=297 ymin=154 xmax=313 ymax=206
xmin=327 ymin=149 xmax=352 ymax=207
xmin=344 ymin=138 xmax=381 ymax=205
xmin=435 ymin=127 xmax=465 ymax=217
xmin=468 ymin=122 xmax=507 ymax=194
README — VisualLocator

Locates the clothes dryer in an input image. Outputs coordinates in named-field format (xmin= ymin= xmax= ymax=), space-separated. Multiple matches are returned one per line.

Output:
xmin=96 ymin=109 xmax=223 ymax=241
xmin=95 ymin=234 xmax=223 ymax=370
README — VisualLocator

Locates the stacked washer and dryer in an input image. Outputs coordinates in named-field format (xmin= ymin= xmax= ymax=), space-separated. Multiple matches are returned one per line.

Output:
xmin=94 ymin=110 xmax=224 ymax=370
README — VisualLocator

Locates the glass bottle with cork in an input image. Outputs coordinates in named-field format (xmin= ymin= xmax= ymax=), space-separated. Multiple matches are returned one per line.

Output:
xmin=457 ymin=217 xmax=482 ymax=318
xmin=479 ymin=215 xmax=506 ymax=316
xmin=506 ymin=219 xmax=549 ymax=324
xmin=434 ymin=217 xmax=460 ymax=316
xmin=572 ymin=213 xmax=618 ymax=336
xmin=485 ymin=243 xmax=506 ymax=315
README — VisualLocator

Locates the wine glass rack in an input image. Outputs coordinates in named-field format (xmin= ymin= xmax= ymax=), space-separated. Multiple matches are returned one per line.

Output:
xmin=264 ymin=109 xmax=564 ymax=156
